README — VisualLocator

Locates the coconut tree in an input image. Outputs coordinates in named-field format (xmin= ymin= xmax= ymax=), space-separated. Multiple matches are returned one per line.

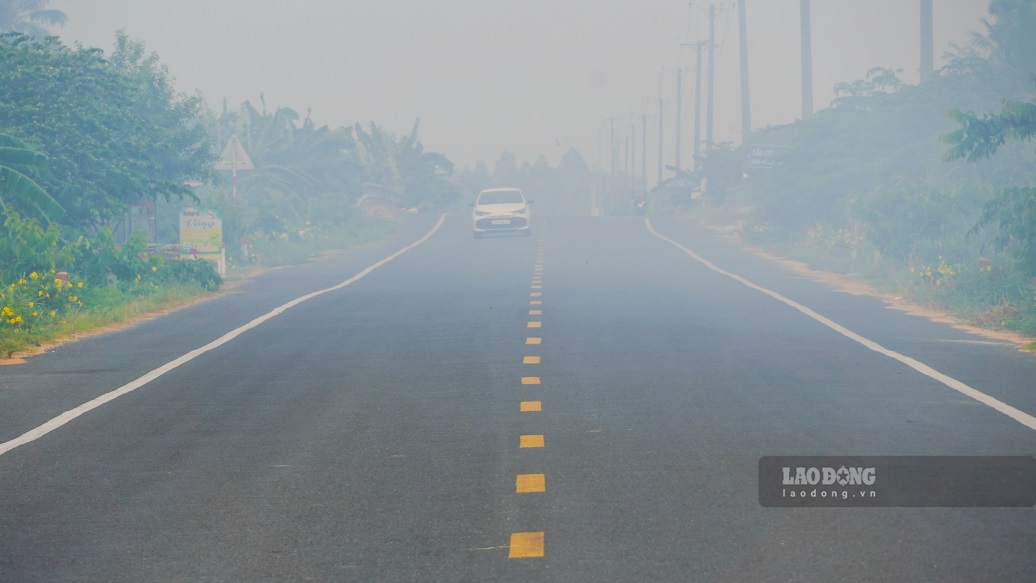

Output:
xmin=0 ymin=0 xmax=66 ymax=38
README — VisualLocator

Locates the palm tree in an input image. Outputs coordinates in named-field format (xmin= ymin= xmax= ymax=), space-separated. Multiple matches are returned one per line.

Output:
xmin=960 ymin=0 xmax=1036 ymax=96
xmin=0 ymin=132 xmax=64 ymax=222
xmin=0 ymin=0 xmax=66 ymax=39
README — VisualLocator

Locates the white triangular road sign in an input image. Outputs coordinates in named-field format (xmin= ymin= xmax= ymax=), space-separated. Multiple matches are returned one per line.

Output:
xmin=215 ymin=135 xmax=254 ymax=170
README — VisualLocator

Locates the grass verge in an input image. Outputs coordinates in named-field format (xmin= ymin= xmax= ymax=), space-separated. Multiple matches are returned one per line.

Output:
xmin=1 ymin=216 xmax=400 ymax=361
xmin=674 ymin=203 xmax=1036 ymax=346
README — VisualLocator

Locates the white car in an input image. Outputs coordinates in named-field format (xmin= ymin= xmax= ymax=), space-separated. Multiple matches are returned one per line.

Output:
xmin=470 ymin=187 xmax=532 ymax=238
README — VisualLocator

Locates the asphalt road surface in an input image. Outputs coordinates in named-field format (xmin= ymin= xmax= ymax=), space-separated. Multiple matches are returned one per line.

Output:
xmin=1 ymin=214 xmax=1034 ymax=582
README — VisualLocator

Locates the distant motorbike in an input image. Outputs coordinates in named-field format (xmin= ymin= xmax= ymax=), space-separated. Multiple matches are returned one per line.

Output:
xmin=634 ymin=197 xmax=647 ymax=216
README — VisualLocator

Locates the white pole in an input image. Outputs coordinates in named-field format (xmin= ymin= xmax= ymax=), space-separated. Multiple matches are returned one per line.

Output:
xmin=231 ymin=135 xmax=238 ymax=206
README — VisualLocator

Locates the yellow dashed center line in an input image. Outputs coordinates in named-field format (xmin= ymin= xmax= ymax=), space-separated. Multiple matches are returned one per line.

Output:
xmin=508 ymin=247 xmax=549 ymax=560
xmin=509 ymin=532 xmax=544 ymax=558
xmin=519 ymin=435 xmax=544 ymax=448
xmin=516 ymin=474 xmax=546 ymax=493
xmin=520 ymin=401 xmax=541 ymax=412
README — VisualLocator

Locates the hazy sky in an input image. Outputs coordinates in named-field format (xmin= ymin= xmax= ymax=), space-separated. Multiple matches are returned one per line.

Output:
xmin=53 ymin=1 xmax=990 ymax=173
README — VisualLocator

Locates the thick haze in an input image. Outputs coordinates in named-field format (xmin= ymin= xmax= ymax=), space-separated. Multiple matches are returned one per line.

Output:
xmin=54 ymin=1 xmax=989 ymax=172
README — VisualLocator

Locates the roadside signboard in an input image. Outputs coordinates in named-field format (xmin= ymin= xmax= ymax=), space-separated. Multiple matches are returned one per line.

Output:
xmin=179 ymin=208 xmax=224 ymax=273
xmin=747 ymin=144 xmax=787 ymax=169
xmin=216 ymin=135 xmax=253 ymax=206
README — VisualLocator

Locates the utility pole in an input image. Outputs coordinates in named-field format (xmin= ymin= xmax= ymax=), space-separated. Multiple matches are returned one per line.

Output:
xmin=642 ymin=112 xmax=648 ymax=193
xmin=657 ymin=68 xmax=667 ymax=183
xmin=920 ymin=0 xmax=934 ymax=81
xmin=675 ymin=67 xmax=683 ymax=171
xmin=680 ymin=42 xmax=704 ymax=169
xmin=738 ymin=0 xmax=752 ymax=146
xmin=800 ymin=0 xmax=814 ymax=118
xmin=608 ymin=117 xmax=618 ymax=203
xmin=693 ymin=42 xmax=704 ymax=167
xmin=657 ymin=97 xmax=665 ymax=183
xmin=627 ymin=122 xmax=634 ymax=193
xmin=706 ymin=3 xmax=717 ymax=154
xmin=595 ymin=127 xmax=603 ymax=215
xmin=597 ymin=127 xmax=603 ymax=175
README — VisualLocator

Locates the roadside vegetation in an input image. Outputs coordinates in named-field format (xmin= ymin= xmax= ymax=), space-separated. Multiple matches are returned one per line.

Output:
xmin=0 ymin=23 xmax=457 ymax=358
xmin=663 ymin=0 xmax=1036 ymax=344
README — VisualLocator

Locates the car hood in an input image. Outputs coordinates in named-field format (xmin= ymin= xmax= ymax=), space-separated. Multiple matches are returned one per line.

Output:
xmin=474 ymin=203 xmax=527 ymax=214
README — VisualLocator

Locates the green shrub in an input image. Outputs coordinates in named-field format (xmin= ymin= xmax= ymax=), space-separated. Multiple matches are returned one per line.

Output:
xmin=907 ymin=256 xmax=1036 ymax=335
xmin=0 ymin=208 xmax=75 ymax=281
xmin=153 ymin=259 xmax=223 ymax=291
xmin=73 ymin=229 xmax=160 ymax=285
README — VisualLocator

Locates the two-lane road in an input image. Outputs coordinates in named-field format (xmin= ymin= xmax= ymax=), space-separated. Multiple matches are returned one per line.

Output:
xmin=1 ymin=214 xmax=1033 ymax=582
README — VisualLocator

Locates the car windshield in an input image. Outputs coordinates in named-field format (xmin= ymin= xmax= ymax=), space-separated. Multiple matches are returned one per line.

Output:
xmin=478 ymin=190 xmax=524 ymax=205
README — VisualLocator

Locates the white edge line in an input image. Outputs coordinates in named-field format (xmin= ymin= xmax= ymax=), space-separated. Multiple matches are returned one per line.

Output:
xmin=645 ymin=218 xmax=1036 ymax=433
xmin=0 ymin=214 xmax=448 ymax=457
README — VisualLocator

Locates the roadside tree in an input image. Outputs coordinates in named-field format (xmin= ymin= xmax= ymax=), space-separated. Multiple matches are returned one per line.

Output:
xmin=944 ymin=89 xmax=1036 ymax=273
